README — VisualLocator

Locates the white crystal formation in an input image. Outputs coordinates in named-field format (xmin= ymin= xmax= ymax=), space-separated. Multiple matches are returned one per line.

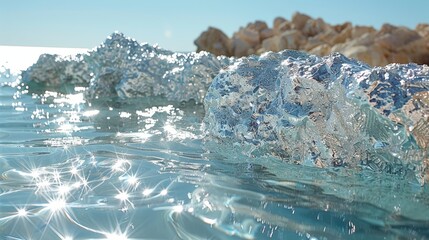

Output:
xmin=22 ymin=33 xmax=232 ymax=103
xmin=204 ymin=50 xmax=429 ymax=183
xmin=21 ymin=53 xmax=91 ymax=86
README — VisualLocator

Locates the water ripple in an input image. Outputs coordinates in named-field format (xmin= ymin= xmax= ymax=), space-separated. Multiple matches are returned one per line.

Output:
xmin=1 ymin=80 xmax=429 ymax=239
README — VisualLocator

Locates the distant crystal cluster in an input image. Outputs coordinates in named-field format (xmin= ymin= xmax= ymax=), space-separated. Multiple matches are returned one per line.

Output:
xmin=22 ymin=33 xmax=232 ymax=103
xmin=21 ymin=33 xmax=429 ymax=183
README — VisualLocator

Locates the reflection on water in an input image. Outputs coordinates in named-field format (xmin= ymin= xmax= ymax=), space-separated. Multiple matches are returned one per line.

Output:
xmin=1 ymin=75 xmax=429 ymax=239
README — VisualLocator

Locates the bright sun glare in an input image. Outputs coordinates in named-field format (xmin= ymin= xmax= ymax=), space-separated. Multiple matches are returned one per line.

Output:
xmin=0 ymin=46 xmax=87 ymax=71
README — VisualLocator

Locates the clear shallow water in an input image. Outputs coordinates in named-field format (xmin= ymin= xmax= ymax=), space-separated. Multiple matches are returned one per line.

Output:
xmin=1 ymin=72 xmax=429 ymax=240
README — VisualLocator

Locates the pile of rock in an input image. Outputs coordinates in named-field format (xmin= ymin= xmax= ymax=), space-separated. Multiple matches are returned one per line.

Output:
xmin=194 ymin=12 xmax=429 ymax=66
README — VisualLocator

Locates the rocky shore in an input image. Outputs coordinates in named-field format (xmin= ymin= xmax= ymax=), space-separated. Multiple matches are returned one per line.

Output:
xmin=195 ymin=12 xmax=429 ymax=66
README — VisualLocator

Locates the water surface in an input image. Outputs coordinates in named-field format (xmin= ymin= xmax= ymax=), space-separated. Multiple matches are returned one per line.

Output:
xmin=1 ymin=71 xmax=428 ymax=239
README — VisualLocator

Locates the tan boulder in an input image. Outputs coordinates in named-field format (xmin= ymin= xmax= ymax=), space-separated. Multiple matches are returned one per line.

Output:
xmin=273 ymin=17 xmax=287 ymax=30
xmin=302 ymin=18 xmax=329 ymax=37
xmin=291 ymin=12 xmax=312 ymax=30
xmin=351 ymin=26 xmax=376 ymax=39
xmin=304 ymin=36 xmax=327 ymax=51
xmin=398 ymin=36 xmax=429 ymax=64
xmin=416 ymin=23 xmax=429 ymax=37
xmin=280 ymin=30 xmax=306 ymax=50
xmin=308 ymin=44 xmax=332 ymax=56
xmin=313 ymin=23 xmax=351 ymax=47
xmin=331 ymin=32 xmax=377 ymax=54
xmin=260 ymin=28 xmax=275 ymax=41
xmin=315 ymin=28 xmax=351 ymax=46
xmin=348 ymin=32 xmax=377 ymax=47
xmin=232 ymin=38 xmax=254 ymax=57
xmin=331 ymin=36 xmax=387 ymax=66
xmin=261 ymin=30 xmax=306 ymax=52
xmin=330 ymin=23 xmax=352 ymax=45
xmin=261 ymin=36 xmax=286 ymax=52
xmin=334 ymin=22 xmax=352 ymax=33
xmin=330 ymin=42 xmax=346 ymax=53
xmin=247 ymin=20 xmax=268 ymax=33
xmin=387 ymin=52 xmax=411 ymax=64
xmin=275 ymin=21 xmax=293 ymax=34
xmin=194 ymin=27 xmax=232 ymax=56
xmin=374 ymin=25 xmax=423 ymax=64
xmin=378 ymin=23 xmax=398 ymax=35
xmin=233 ymin=27 xmax=260 ymax=49
xmin=342 ymin=45 xmax=388 ymax=66
xmin=375 ymin=24 xmax=421 ymax=51
xmin=231 ymin=20 xmax=274 ymax=56
xmin=256 ymin=47 xmax=267 ymax=55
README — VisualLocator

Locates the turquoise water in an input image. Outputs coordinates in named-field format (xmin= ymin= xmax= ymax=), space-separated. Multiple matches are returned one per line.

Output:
xmin=1 ymin=72 xmax=429 ymax=239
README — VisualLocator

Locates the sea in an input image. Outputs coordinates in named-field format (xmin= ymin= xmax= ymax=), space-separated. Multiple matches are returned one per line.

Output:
xmin=0 ymin=46 xmax=428 ymax=239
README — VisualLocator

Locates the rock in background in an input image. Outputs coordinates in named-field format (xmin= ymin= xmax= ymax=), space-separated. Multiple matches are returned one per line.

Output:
xmin=195 ymin=12 xmax=429 ymax=66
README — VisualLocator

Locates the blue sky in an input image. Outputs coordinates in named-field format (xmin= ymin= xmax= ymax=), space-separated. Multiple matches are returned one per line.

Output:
xmin=0 ymin=0 xmax=428 ymax=52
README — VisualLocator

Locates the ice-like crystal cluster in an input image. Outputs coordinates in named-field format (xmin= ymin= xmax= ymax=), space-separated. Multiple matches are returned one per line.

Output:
xmin=21 ymin=53 xmax=91 ymax=86
xmin=21 ymin=33 xmax=429 ymax=183
xmin=22 ymin=33 xmax=232 ymax=103
xmin=204 ymin=50 xmax=429 ymax=183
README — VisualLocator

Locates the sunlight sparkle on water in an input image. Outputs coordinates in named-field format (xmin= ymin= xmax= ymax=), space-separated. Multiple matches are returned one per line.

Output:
xmin=119 ymin=111 xmax=132 ymax=118
xmin=52 ymin=170 xmax=61 ymax=182
xmin=112 ymin=159 xmax=130 ymax=172
xmin=125 ymin=174 xmax=139 ymax=186
xmin=163 ymin=122 xmax=178 ymax=135
xmin=83 ymin=109 xmax=100 ymax=117
xmin=48 ymin=198 xmax=67 ymax=212
xmin=57 ymin=123 xmax=77 ymax=133
xmin=142 ymin=188 xmax=154 ymax=196
xmin=70 ymin=166 xmax=79 ymax=175
xmin=53 ymin=93 xmax=85 ymax=106
xmin=30 ymin=168 xmax=42 ymax=179
xmin=172 ymin=204 xmax=184 ymax=213
xmin=80 ymin=178 xmax=89 ymax=187
xmin=115 ymin=190 xmax=130 ymax=202
xmin=17 ymin=207 xmax=28 ymax=217
xmin=160 ymin=189 xmax=168 ymax=196
xmin=105 ymin=232 xmax=128 ymax=240
xmin=58 ymin=184 xmax=72 ymax=195
xmin=36 ymin=179 xmax=52 ymax=190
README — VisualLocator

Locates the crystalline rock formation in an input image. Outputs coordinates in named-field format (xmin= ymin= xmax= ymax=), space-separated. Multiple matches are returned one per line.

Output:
xmin=21 ymin=33 xmax=429 ymax=184
xmin=22 ymin=32 xmax=232 ymax=103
